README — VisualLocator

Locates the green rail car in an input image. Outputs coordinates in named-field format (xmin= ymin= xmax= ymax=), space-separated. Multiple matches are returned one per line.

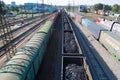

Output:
xmin=0 ymin=21 xmax=53 ymax=80
xmin=100 ymin=31 xmax=120 ymax=61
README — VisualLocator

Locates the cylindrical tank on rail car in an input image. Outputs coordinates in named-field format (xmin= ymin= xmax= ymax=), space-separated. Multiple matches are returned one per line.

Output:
xmin=0 ymin=20 xmax=54 ymax=80
xmin=81 ymin=17 xmax=108 ymax=39
xmin=99 ymin=31 xmax=120 ymax=61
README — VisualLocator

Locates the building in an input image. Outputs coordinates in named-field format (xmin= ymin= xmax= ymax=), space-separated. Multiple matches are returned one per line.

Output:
xmin=11 ymin=1 xmax=16 ymax=6
xmin=79 ymin=5 xmax=87 ymax=12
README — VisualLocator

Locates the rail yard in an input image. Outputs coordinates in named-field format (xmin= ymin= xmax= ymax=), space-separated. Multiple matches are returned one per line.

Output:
xmin=0 ymin=8 xmax=120 ymax=80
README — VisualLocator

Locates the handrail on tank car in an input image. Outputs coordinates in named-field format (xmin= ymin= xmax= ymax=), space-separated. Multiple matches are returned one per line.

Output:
xmin=110 ymin=15 xmax=120 ymax=31
xmin=110 ymin=21 xmax=120 ymax=31
xmin=98 ymin=29 xmax=108 ymax=41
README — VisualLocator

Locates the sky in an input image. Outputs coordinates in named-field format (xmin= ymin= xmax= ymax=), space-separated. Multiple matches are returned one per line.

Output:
xmin=3 ymin=0 xmax=120 ymax=5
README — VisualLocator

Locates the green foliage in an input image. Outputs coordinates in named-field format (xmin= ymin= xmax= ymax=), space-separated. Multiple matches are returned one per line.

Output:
xmin=112 ymin=4 xmax=120 ymax=13
xmin=8 ymin=11 xmax=14 ymax=14
xmin=119 ymin=7 xmax=120 ymax=13
xmin=93 ymin=3 xmax=111 ymax=12
xmin=0 ymin=1 xmax=8 ymax=15
xmin=93 ymin=3 xmax=103 ymax=11
xmin=0 ymin=1 xmax=19 ymax=15
xmin=104 ymin=5 xmax=112 ymax=11
xmin=10 ymin=5 xmax=19 ymax=12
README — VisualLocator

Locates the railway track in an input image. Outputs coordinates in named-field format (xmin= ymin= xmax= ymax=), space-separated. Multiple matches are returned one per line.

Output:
xmin=62 ymin=12 xmax=82 ymax=56
xmin=0 ymin=10 xmax=116 ymax=79
xmin=0 ymin=13 xmax=58 ymax=80
xmin=0 ymin=14 xmax=50 ymax=39
xmin=62 ymin=11 xmax=116 ymax=80
xmin=5 ymin=14 xmax=44 ymax=26
xmin=0 ymin=15 xmax=38 ymax=27
xmin=0 ymin=14 xmax=52 ymax=57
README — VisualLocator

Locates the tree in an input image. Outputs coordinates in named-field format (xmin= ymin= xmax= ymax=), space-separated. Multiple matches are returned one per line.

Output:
xmin=119 ymin=7 xmax=120 ymax=12
xmin=0 ymin=1 xmax=7 ymax=15
xmin=112 ymin=4 xmax=120 ymax=13
xmin=104 ymin=5 xmax=112 ymax=11
xmin=93 ymin=3 xmax=103 ymax=11
xmin=11 ymin=5 xmax=19 ymax=12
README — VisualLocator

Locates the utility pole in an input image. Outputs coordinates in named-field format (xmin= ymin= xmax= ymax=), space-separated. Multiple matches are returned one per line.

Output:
xmin=20 ymin=5 xmax=23 ymax=18
xmin=37 ymin=0 xmax=38 ymax=8
xmin=0 ymin=0 xmax=2 ymax=15
xmin=102 ymin=4 xmax=105 ymax=16
xmin=68 ymin=0 xmax=70 ymax=13
xmin=73 ymin=0 xmax=74 ymax=13
xmin=0 ymin=0 xmax=4 ymax=15
xmin=42 ymin=0 xmax=44 ymax=15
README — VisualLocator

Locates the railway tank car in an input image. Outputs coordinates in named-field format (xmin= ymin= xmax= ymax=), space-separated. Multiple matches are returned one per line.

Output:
xmin=80 ymin=16 xmax=120 ymax=61
xmin=0 ymin=18 xmax=56 ymax=80
xmin=80 ymin=17 xmax=108 ymax=39
xmin=99 ymin=31 xmax=120 ymax=61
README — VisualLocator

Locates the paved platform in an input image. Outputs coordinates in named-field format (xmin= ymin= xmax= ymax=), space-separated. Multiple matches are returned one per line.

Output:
xmin=74 ymin=14 xmax=120 ymax=79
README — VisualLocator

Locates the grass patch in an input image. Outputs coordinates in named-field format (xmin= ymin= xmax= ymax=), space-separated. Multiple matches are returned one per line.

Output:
xmin=15 ymin=13 xmax=42 ymax=19
xmin=79 ymin=12 xmax=116 ymax=21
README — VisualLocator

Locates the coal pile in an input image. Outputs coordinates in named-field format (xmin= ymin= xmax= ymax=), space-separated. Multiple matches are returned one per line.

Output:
xmin=65 ymin=64 xmax=88 ymax=80
xmin=64 ymin=23 xmax=70 ymax=30
xmin=64 ymin=32 xmax=78 ymax=53
xmin=64 ymin=18 xmax=67 ymax=23
xmin=63 ymin=18 xmax=79 ymax=53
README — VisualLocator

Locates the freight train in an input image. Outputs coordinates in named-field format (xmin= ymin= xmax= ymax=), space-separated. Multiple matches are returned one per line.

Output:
xmin=0 ymin=13 xmax=58 ymax=80
xmin=61 ymin=11 xmax=92 ymax=80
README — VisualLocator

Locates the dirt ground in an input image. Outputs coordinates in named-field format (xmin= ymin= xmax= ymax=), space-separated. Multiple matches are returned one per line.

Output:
xmin=79 ymin=12 xmax=115 ymax=21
